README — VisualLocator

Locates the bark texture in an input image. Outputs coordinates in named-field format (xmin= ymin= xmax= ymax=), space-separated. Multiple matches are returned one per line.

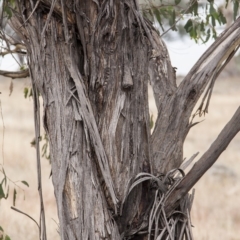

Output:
xmin=7 ymin=1 xmax=240 ymax=240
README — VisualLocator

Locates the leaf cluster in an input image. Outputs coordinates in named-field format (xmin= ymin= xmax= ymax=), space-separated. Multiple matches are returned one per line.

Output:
xmin=141 ymin=0 xmax=238 ymax=42
xmin=0 ymin=226 xmax=11 ymax=240
xmin=2 ymin=0 xmax=15 ymax=20
xmin=23 ymin=87 xmax=32 ymax=99
xmin=0 ymin=165 xmax=29 ymax=206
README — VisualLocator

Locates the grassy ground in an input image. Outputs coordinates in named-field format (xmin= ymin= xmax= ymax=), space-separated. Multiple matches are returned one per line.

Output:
xmin=0 ymin=75 xmax=240 ymax=240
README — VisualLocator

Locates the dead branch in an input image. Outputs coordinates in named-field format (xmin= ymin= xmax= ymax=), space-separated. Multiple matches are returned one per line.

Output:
xmin=0 ymin=33 xmax=26 ymax=49
xmin=0 ymin=69 xmax=29 ymax=78
xmin=0 ymin=46 xmax=26 ymax=56
xmin=177 ymin=17 xmax=240 ymax=116
xmin=11 ymin=206 xmax=40 ymax=229
xmin=151 ymin=17 xmax=240 ymax=174
xmin=164 ymin=106 xmax=240 ymax=216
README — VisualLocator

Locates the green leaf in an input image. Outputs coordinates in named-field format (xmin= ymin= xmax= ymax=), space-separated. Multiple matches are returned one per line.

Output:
xmin=153 ymin=8 xmax=161 ymax=24
xmin=171 ymin=10 xmax=177 ymax=31
xmin=4 ymin=186 xmax=9 ymax=199
xmin=193 ymin=1 xmax=198 ymax=16
xmin=190 ymin=27 xmax=197 ymax=40
xmin=211 ymin=15 xmax=216 ymax=27
xmin=0 ymin=178 xmax=6 ymax=186
xmin=212 ymin=28 xmax=217 ymax=39
xmin=153 ymin=8 xmax=165 ymax=32
xmin=23 ymin=88 xmax=28 ymax=98
xmin=175 ymin=0 xmax=181 ymax=5
xmin=219 ymin=11 xmax=227 ymax=24
xmin=2 ymin=169 xmax=7 ymax=187
xmin=200 ymin=21 xmax=205 ymax=32
xmin=204 ymin=29 xmax=211 ymax=43
xmin=3 ymin=6 xmax=12 ymax=19
xmin=21 ymin=181 xmax=29 ymax=187
xmin=209 ymin=3 xmax=216 ymax=15
xmin=225 ymin=0 xmax=229 ymax=8
xmin=4 ymin=235 xmax=11 ymax=240
xmin=30 ymin=138 xmax=36 ymax=147
xmin=0 ymin=184 xmax=5 ymax=200
xmin=187 ymin=0 xmax=198 ymax=16
xmin=233 ymin=0 xmax=239 ymax=21
xmin=13 ymin=188 xmax=17 ymax=206
xmin=184 ymin=19 xmax=193 ymax=33
xmin=0 ymin=226 xmax=4 ymax=240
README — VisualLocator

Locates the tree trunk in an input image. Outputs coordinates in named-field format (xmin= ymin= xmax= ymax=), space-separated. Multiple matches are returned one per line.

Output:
xmin=9 ymin=1 xmax=240 ymax=239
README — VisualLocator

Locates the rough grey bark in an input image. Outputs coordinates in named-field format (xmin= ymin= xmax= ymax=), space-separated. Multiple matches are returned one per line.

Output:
xmin=4 ymin=0 xmax=240 ymax=240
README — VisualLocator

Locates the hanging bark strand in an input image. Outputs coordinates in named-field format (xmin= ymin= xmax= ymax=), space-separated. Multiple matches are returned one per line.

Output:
xmin=4 ymin=0 xmax=240 ymax=239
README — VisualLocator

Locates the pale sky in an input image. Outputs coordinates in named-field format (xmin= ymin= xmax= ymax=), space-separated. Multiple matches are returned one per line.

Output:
xmin=166 ymin=37 xmax=213 ymax=75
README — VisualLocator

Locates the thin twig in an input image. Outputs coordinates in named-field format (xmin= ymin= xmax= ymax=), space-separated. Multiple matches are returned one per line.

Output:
xmin=161 ymin=0 xmax=198 ymax=37
xmin=41 ymin=0 xmax=57 ymax=42
xmin=30 ymin=68 xmax=47 ymax=240
xmin=0 ymin=28 xmax=22 ymax=68
xmin=0 ymin=100 xmax=5 ymax=164
xmin=18 ymin=0 xmax=41 ymax=29
xmin=11 ymin=206 xmax=40 ymax=229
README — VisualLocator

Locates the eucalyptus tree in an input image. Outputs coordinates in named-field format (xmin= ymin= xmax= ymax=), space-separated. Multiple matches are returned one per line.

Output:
xmin=1 ymin=1 xmax=240 ymax=240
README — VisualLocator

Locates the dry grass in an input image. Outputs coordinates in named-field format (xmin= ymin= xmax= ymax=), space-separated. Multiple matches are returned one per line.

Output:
xmin=185 ymin=79 xmax=240 ymax=240
xmin=149 ymin=76 xmax=240 ymax=240
xmin=0 ymin=77 xmax=59 ymax=239
xmin=0 ymin=75 xmax=240 ymax=239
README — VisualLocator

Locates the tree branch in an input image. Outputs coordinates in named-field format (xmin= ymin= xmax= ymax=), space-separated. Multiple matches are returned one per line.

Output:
xmin=164 ymin=106 xmax=240 ymax=216
xmin=0 ymin=46 xmax=26 ymax=56
xmin=148 ymin=28 xmax=177 ymax=113
xmin=0 ymin=33 xmax=26 ymax=49
xmin=177 ymin=17 xmax=240 ymax=116
xmin=0 ymin=69 xmax=29 ymax=78
xmin=150 ymin=17 xmax=240 ymax=174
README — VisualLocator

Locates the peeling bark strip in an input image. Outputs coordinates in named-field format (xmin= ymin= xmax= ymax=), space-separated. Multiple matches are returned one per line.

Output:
xmin=7 ymin=1 xmax=240 ymax=239
xmin=64 ymin=55 xmax=118 ymax=209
